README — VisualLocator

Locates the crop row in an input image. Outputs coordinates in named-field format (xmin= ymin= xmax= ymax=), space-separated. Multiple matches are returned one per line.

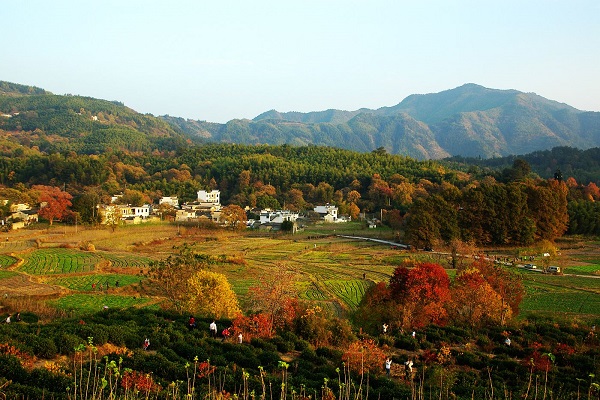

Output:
xmin=0 ymin=254 xmax=17 ymax=269
xmin=100 ymin=252 xmax=154 ymax=269
xmin=20 ymin=248 xmax=101 ymax=275
xmin=522 ymin=282 xmax=600 ymax=315
xmin=50 ymin=294 xmax=155 ymax=314
xmin=322 ymin=279 xmax=373 ymax=310
xmin=47 ymin=274 xmax=143 ymax=291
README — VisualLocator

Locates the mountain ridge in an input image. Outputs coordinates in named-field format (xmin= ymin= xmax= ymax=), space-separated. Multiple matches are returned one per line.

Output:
xmin=2 ymin=80 xmax=598 ymax=160
xmin=164 ymin=83 xmax=599 ymax=159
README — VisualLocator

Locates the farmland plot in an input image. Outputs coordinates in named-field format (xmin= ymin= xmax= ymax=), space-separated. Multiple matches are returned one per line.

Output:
xmin=0 ymin=254 xmax=17 ymax=269
xmin=47 ymin=274 xmax=143 ymax=291
xmin=19 ymin=248 xmax=102 ymax=275
xmin=51 ymin=294 xmax=155 ymax=314
xmin=522 ymin=280 xmax=600 ymax=316
xmin=322 ymin=279 xmax=373 ymax=310
xmin=99 ymin=252 xmax=154 ymax=269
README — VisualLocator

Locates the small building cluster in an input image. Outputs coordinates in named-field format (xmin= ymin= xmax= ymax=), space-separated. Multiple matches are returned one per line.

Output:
xmin=1 ymin=189 xmax=348 ymax=231
xmin=1 ymin=201 xmax=39 ymax=231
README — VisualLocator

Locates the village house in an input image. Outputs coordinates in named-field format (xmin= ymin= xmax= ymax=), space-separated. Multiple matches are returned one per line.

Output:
xmin=175 ymin=190 xmax=222 ymax=223
xmin=99 ymin=204 xmax=155 ymax=225
xmin=259 ymin=209 xmax=299 ymax=224
xmin=197 ymin=190 xmax=220 ymax=205
xmin=159 ymin=196 xmax=179 ymax=208
xmin=313 ymin=204 xmax=347 ymax=223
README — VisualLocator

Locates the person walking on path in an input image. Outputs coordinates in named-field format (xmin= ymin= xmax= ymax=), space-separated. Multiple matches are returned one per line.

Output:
xmin=404 ymin=359 xmax=413 ymax=378
xmin=188 ymin=316 xmax=196 ymax=330
xmin=209 ymin=321 xmax=218 ymax=338
xmin=385 ymin=358 xmax=392 ymax=376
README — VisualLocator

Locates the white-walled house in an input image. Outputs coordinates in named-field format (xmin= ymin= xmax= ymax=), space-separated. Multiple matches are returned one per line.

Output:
xmin=159 ymin=196 xmax=179 ymax=208
xmin=197 ymin=190 xmax=220 ymax=205
xmin=259 ymin=209 xmax=299 ymax=224
xmin=99 ymin=204 xmax=153 ymax=225
xmin=132 ymin=205 xmax=152 ymax=218
xmin=314 ymin=204 xmax=340 ymax=222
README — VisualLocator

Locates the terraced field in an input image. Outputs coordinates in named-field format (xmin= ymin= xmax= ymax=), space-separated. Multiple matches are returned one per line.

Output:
xmin=50 ymin=294 xmax=156 ymax=314
xmin=2 ymin=223 xmax=600 ymax=319
xmin=99 ymin=252 xmax=154 ymax=269
xmin=0 ymin=254 xmax=17 ymax=269
xmin=46 ymin=274 xmax=142 ymax=291
xmin=19 ymin=248 xmax=102 ymax=275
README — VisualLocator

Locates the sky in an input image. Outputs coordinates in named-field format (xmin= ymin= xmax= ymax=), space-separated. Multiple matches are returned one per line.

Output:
xmin=2 ymin=1 xmax=599 ymax=123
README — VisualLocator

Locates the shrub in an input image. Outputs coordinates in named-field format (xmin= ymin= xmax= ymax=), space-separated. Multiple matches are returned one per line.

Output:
xmin=315 ymin=346 xmax=343 ymax=362
xmin=0 ymin=353 xmax=27 ymax=382
xmin=106 ymin=325 xmax=127 ymax=346
xmin=257 ymin=350 xmax=281 ymax=369
xmin=20 ymin=334 xmax=57 ymax=359
xmin=270 ymin=336 xmax=293 ymax=353
xmin=28 ymin=367 xmax=71 ymax=394
xmin=454 ymin=351 xmax=484 ymax=369
xmin=394 ymin=335 xmax=418 ymax=351
xmin=295 ymin=339 xmax=311 ymax=352
xmin=250 ymin=337 xmax=278 ymax=352
xmin=54 ymin=332 xmax=82 ymax=355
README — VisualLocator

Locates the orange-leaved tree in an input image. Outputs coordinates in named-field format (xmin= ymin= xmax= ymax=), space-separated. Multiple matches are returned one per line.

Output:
xmin=219 ymin=204 xmax=247 ymax=230
xmin=342 ymin=338 xmax=387 ymax=376
xmin=32 ymin=185 xmax=73 ymax=225
xmin=468 ymin=258 xmax=524 ymax=325
xmin=448 ymin=268 xmax=510 ymax=328
xmin=247 ymin=266 xmax=299 ymax=336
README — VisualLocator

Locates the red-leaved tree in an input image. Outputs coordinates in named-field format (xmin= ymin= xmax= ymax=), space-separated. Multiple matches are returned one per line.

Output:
xmin=391 ymin=262 xmax=451 ymax=329
xmin=33 ymin=185 xmax=73 ymax=225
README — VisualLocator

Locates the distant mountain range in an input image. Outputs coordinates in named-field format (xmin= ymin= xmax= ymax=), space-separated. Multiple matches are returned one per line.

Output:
xmin=1 ymin=80 xmax=599 ymax=160
xmin=163 ymin=83 xmax=600 ymax=159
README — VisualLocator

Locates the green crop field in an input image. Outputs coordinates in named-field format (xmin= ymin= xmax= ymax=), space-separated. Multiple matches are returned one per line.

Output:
xmin=98 ymin=252 xmax=154 ymax=269
xmin=0 ymin=254 xmax=17 ymax=269
xmin=47 ymin=274 xmax=143 ymax=291
xmin=564 ymin=264 xmax=600 ymax=275
xmin=50 ymin=294 xmax=155 ymax=314
xmin=6 ymin=225 xmax=600 ymax=320
xmin=19 ymin=248 xmax=102 ymax=275
xmin=322 ymin=279 xmax=373 ymax=310
xmin=521 ymin=280 xmax=600 ymax=316
xmin=0 ymin=270 xmax=17 ymax=279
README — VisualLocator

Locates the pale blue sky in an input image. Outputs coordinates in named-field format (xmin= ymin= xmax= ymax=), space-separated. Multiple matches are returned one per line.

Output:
xmin=2 ymin=1 xmax=599 ymax=123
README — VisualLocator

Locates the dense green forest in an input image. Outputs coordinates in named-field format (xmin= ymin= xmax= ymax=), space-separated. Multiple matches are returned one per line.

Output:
xmin=446 ymin=146 xmax=600 ymax=186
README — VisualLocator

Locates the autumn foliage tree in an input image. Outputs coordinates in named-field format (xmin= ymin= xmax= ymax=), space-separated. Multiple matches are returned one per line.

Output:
xmin=147 ymin=244 xmax=210 ymax=312
xmin=467 ymin=258 xmax=524 ymax=324
xmin=185 ymin=269 xmax=240 ymax=319
xmin=402 ymin=262 xmax=451 ymax=328
xmin=342 ymin=338 xmax=387 ymax=376
xmin=247 ymin=266 xmax=299 ymax=336
xmin=32 ymin=185 xmax=73 ymax=225
xmin=219 ymin=204 xmax=247 ymax=230
xmin=448 ymin=269 xmax=510 ymax=328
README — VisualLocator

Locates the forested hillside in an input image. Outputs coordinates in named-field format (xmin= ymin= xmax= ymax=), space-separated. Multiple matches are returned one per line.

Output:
xmin=446 ymin=146 xmax=600 ymax=184
xmin=0 ymin=81 xmax=191 ymax=154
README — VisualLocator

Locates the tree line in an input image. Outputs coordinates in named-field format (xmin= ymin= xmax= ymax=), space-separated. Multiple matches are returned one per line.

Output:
xmin=0 ymin=144 xmax=598 ymax=244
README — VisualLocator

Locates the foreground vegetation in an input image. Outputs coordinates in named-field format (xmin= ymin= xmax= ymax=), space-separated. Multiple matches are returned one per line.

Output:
xmin=0 ymin=224 xmax=599 ymax=399
xmin=0 ymin=306 xmax=598 ymax=399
